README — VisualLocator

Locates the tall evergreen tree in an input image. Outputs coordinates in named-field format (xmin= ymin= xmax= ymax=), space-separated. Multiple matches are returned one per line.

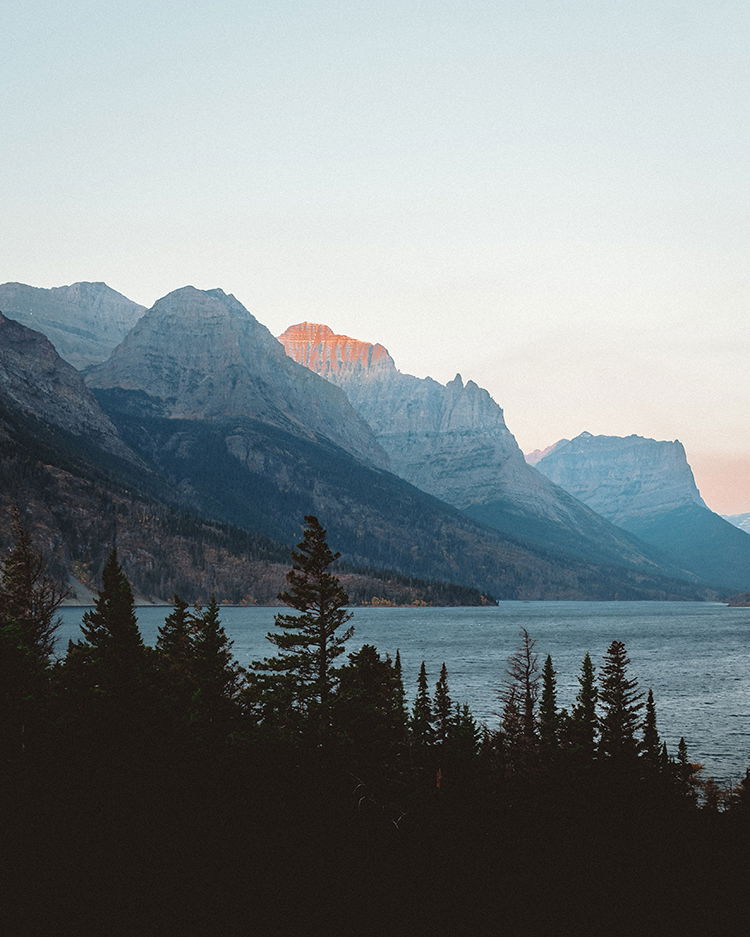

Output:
xmin=598 ymin=640 xmax=643 ymax=761
xmin=499 ymin=685 xmax=523 ymax=754
xmin=74 ymin=550 xmax=147 ymax=693
xmin=538 ymin=654 xmax=558 ymax=748
xmin=334 ymin=644 xmax=405 ymax=759
xmin=410 ymin=661 xmax=434 ymax=748
xmin=504 ymin=628 xmax=540 ymax=738
xmin=391 ymin=649 xmax=408 ymax=731
xmin=0 ymin=511 xmax=64 ymax=753
xmin=569 ymin=652 xmax=598 ymax=759
xmin=64 ymin=550 xmax=150 ymax=750
xmin=434 ymin=662 xmax=453 ymax=745
xmin=449 ymin=703 xmax=481 ymax=759
xmin=675 ymin=736 xmax=700 ymax=803
xmin=641 ymin=688 xmax=661 ymax=764
xmin=156 ymin=594 xmax=193 ymax=670
xmin=191 ymin=597 xmax=239 ymax=738
xmin=253 ymin=516 xmax=353 ymax=742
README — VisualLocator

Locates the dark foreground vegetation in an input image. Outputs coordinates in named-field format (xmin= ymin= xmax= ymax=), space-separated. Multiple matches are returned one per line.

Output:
xmin=1 ymin=512 xmax=749 ymax=936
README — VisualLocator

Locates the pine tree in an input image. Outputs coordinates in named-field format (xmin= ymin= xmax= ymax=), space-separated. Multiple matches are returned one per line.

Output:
xmin=569 ymin=652 xmax=598 ymax=759
xmin=675 ymin=736 xmax=700 ymax=802
xmin=334 ymin=644 xmax=405 ymax=759
xmin=598 ymin=640 xmax=643 ymax=761
xmin=449 ymin=703 xmax=481 ymax=758
xmin=64 ymin=550 xmax=150 ymax=747
xmin=504 ymin=628 xmax=540 ymax=739
xmin=191 ymin=597 xmax=239 ymax=738
xmin=410 ymin=661 xmax=434 ymax=748
xmin=641 ymin=688 xmax=660 ymax=764
xmin=434 ymin=662 xmax=453 ymax=745
xmin=156 ymin=594 xmax=193 ymax=670
xmin=75 ymin=550 xmax=147 ymax=693
xmin=391 ymin=649 xmax=408 ymax=731
xmin=154 ymin=594 xmax=196 ymax=734
xmin=538 ymin=654 xmax=558 ymax=748
xmin=0 ymin=511 xmax=65 ymax=752
xmin=499 ymin=685 xmax=523 ymax=753
xmin=253 ymin=516 xmax=353 ymax=742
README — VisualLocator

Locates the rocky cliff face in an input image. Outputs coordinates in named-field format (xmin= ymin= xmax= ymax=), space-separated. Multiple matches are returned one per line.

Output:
xmin=0 ymin=312 xmax=134 ymax=461
xmin=534 ymin=432 xmax=707 ymax=525
xmin=0 ymin=281 xmax=145 ymax=369
xmin=88 ymin=289 xmax=388 ymax=469
xmin=279 ymin=322 xmax=557 ymax=512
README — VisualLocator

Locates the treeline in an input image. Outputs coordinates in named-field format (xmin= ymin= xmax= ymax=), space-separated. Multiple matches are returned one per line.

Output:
xmin=336 ymin=562 xmax=496 ymax=606
xmin=1 ymin=514 xmax=748 ymax=936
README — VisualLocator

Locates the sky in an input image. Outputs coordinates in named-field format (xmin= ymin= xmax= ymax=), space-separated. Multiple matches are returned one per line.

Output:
xmin=2 ymin=1 xmax=749 ymax=513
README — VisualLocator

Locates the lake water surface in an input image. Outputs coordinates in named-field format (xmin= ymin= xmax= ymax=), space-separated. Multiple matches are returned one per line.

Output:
xmin=59 ymin=601 xmax=750 ymax=784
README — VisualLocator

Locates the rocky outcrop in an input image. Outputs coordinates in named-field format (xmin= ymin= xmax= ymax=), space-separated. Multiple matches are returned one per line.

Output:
xmin=0 ymin=281 xmax=145 ymax=369
xmin=280 ymin=322 xmax=558 ymax=512
xmin=88 ymin=289 xmax=388 ymax=469
xmin=534 ymin=432 xmax=707 ymax=526
xmin=0 ymin=312 xmax=135 ymax=461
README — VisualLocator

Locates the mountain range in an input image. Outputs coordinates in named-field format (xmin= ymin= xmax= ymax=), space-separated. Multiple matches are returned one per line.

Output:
xmin=1 ymin=279 xmax=746 ymax=601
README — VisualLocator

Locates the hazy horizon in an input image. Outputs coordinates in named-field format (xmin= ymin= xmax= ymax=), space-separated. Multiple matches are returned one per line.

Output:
xmin=4 ymin=2 xmax=749 ymax=512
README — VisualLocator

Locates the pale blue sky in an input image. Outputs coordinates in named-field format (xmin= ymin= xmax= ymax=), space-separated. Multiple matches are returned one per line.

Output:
xmin=3 ymin=1 xmax=749 ymax=510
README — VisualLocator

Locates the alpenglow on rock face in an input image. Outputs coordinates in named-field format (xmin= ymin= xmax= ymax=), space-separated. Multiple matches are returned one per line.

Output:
xmin=533 ymin=432 xmax=707 ymax=526
xmin=87 ymin=288 xmax=388 ymax=468
xmin=278 ymin=322 xmax=553 ymax=511
xmin=0 ymin=281 xmax=145 ymax=369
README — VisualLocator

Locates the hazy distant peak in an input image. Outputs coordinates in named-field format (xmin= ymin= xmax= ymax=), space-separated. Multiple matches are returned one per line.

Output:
xmin=525 ymin=440 xmax=568 ymax=465
xmin=0 ymin=280 xmax=145 ymax=369
xmin=534 ymin=430 xmax=707 ymax=521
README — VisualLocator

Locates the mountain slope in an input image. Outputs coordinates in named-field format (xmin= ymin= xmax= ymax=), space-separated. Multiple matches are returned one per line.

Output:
xmin=89 ymin=289 xmax=388 ymax=469
xmin=535 ymin=432 xmax=750 ymax=591
xmin=0 ymin=281 xmax=145 ymax=368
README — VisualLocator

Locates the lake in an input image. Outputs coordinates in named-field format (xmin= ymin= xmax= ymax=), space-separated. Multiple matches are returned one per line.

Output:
xmin=58 ymin=601 xmax=750 ymax=784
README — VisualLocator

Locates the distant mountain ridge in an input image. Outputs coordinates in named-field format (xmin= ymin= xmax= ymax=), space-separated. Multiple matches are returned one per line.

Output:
xmin=533 ymin=432 xmax=708 ymax=524
xmin=535 ymin=432 xmax=750 ymax=591
xmin=0 ymin=281 xmax=145 ymax=369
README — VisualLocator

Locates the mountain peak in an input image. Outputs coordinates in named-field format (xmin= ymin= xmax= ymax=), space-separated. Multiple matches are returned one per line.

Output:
xmin=87 ymin=290 xmax=388 ymax=468
xmin=535 ymin=431 xmax=707 ymax=521
xmin=278 ymin=322 xmax=396 ymax=379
